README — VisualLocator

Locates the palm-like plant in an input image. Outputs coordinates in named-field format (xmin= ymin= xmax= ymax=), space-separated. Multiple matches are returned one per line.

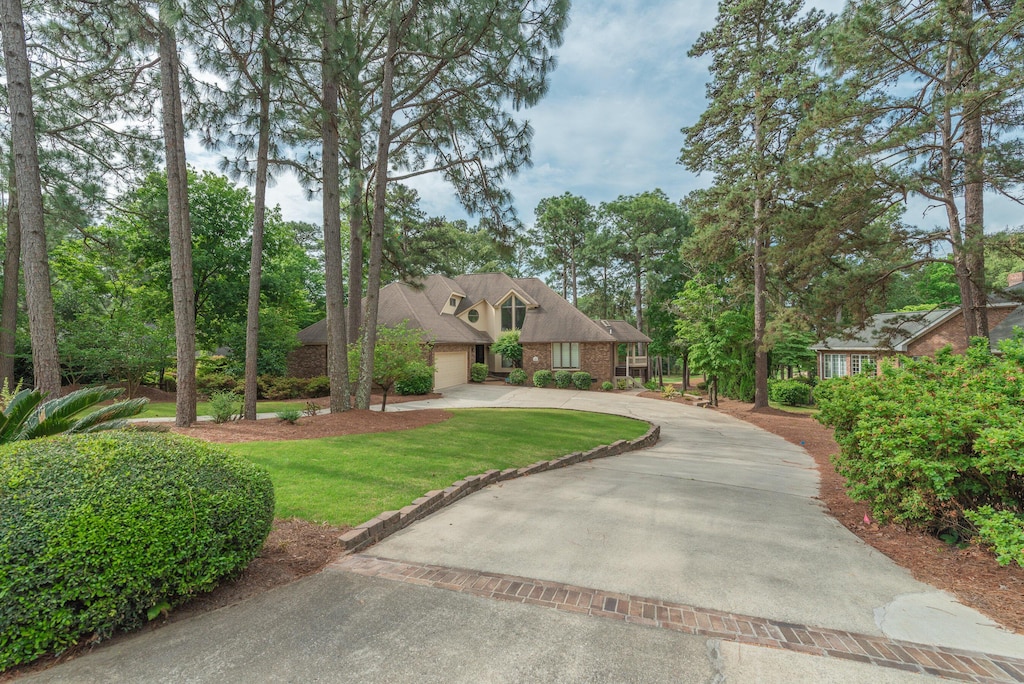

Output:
xmin=0 ymin=386 xmax=149 ymax=444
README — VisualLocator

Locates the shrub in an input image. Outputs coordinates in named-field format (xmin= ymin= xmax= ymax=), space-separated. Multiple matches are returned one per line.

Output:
xmin=815 ymin=339 xmax=1024 ymax=542
xmin=601 ymin=381 xmax=614 ymax=391
xmin=304 ymin=375 xmax=330 ymax=398
xmin=276 ymin=409 xmax=302 ymax=424
xmin=208 ymin=391 xmax=241 ymax=423
xmin=661 ymin=385 xmax=680 ymax=399
xmin=768 ymin=379 xmax=812 ymax=406
xmin=643 ymin=379 xmax=659 ymax=391
xmin=571 ymin=371 xmax=592 ymax=390
xmin=196 ymin=372 xmax=237 ymax=396
xmin=965 ymin=507 xmax=1024 ymax=568
xmin=554 ymin=370 xmax=573 ymax=389
xmin=616 ymin=378 xmax=632 ymax=390
xmin=395 ymin=361 xmax=434 ymax=396
xmin=490 ymin=330 xmax=522 ymax=367
xmin=508 ymin=368 xmax=527 ymax=385
xmin=0 ymin=432 xmax=274 ymax=670
xmin=470 ymin=363 xmax=488 ymax=383
xmin=258 ymin=375 xmax=307 ymax=401
xmin=533 ymin=369 xmax=553 ymax=387
xmin=303 ymin=401 xmax=320 ymax=417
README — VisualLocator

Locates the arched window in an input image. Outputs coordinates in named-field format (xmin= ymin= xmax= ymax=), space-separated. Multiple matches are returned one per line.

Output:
xmin=501 ymin=295 xmax=526 ymax=330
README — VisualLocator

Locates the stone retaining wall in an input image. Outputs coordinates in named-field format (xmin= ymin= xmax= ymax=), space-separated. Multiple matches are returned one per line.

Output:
xmin=338 ymin=423 xmax=661 ymax=552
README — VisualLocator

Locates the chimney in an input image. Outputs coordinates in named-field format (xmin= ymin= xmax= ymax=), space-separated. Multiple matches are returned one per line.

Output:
xmin=1009 ymin=272 xmax=1024 ymax=287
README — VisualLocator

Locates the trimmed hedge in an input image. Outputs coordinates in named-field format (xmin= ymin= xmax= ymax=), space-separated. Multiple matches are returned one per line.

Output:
xmin=554 ymin=370 xmax=573 ymax=389
xmin=571 ymin=371 xmax=592 ymax=390
xmin=470 ymin=363 xmax=488 ymax=383
xmin=768 ymin=379 xmax=812 ymax=406
xmin=508 ymin=368 xmax=527 ymax=385
xmin=0 ymin=432 xmax=274 ymax=670
xmin=533 ymin=369 xmax=553 ymax=387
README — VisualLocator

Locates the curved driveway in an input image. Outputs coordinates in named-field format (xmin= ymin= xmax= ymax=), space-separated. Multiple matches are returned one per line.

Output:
xmin=379 ymin=385 xmax=1023 ymax=656
xmin=23 ymin=384 xmax=1024 ymax=683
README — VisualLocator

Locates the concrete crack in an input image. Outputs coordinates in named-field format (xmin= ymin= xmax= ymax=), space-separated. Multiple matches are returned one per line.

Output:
xmin=705 ymin=639 xmax=727 ymax=684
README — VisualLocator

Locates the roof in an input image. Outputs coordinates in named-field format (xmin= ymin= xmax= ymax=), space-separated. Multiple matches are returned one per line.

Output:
xmin=296 ymin=274 xmax=651 ymax=346
xmin=811 ymin=301 xmax=1024 ymax=353
xmin=810 ymin=309 xmax=957 ymax=352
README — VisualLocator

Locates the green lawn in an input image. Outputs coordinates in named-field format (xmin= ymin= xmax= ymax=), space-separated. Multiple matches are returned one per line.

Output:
xmin=768 ymin=401 xmax=819 ymax=415
xmin=137 ymin=399 xmax=315 ymax=419
xmin=224 ymin=408 xmax=648 ymax=527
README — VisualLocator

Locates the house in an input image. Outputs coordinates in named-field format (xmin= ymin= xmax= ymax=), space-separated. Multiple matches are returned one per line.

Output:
xmin=810 ymin=273 xmax=1024 ymax=379
xmin=287 ymin=273 xmax=651 ymax=389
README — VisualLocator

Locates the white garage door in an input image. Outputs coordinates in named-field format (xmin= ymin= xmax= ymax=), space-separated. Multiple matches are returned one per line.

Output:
xmin=434 ymin=351 xmax=468 ymax=389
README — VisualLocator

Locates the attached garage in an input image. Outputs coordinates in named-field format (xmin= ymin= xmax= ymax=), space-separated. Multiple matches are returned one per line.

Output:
xmin=433 ymin=350 xmax=468 ymax=389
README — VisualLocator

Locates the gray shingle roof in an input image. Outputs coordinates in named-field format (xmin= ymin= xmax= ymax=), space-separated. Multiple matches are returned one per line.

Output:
xmin=809 ymin=309 xmax=957 ymax=352
xmin=295 ymin=274 xmax=652 ymax=346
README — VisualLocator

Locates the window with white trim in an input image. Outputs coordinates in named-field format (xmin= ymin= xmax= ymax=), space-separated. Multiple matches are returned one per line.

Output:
xmin=552 ymin=342 xmax=580 ymax=369
xmin=821 ymin=353 xmax=847 ymax=379
xmin=851 ymin=354 xmax=875 ymax=375
xmin=501 ymin=295 xmax=526 ymax=330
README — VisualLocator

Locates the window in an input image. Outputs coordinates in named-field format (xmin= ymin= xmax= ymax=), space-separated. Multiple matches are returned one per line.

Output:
xmin=449 ymin=297 xmax=457 ymax=307
xmin=501 ymin=295 xmax=526 ymax=330
xmin=851 ymin=354 xmax=875 ymax=375
xmin=467 ymin=309 xmax=479 ymax=323
xmin=552 ymin=343 xmax=579 ymax=369
xmin=821 ymin=353 xmax=847 ymax=379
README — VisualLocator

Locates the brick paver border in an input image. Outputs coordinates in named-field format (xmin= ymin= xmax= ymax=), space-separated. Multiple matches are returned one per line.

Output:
xmin=335 ymin=554 xmax=1024 ymax=683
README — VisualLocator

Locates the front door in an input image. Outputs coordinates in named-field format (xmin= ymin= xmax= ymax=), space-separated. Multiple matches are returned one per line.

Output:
xmin=475 ymin=344 xmax=486 ymax=364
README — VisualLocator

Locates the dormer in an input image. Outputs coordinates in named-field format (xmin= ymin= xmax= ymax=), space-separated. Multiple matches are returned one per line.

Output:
xmin=442 ymin=292 xmax=463 ymax=315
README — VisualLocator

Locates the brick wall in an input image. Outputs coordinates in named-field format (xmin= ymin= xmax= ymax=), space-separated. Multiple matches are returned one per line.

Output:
xmin=522 ymin=342 xmax=615 ymax=385
xmin=287 ymin=344 xmax=327 ymax=378
xmin=906 ymin=306 xmax=1014 ymax=357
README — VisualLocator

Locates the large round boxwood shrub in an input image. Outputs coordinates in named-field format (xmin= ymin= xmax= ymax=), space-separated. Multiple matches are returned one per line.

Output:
xmin=0 ymin=432 xmax=274 ymax=671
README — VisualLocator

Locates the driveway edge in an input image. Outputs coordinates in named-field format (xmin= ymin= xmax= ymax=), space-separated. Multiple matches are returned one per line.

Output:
xmin=338 ymin=423 xmax=661 ymax=553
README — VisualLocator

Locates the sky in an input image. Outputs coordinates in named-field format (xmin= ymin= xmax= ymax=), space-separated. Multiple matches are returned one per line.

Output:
xmin=190 ymin=0 xmax=1021 ymax=236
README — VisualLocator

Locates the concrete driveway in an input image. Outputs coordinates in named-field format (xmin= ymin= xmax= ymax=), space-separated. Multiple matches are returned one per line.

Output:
xmin=23 ymin=385 xmax=1024 ymax=683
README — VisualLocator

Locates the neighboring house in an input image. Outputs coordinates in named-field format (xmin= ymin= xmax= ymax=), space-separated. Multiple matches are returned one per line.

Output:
xmin=811 ymin=273 xmax=1024 ymax=379
xmin=288 ymin=273 xmax=651 ymax=389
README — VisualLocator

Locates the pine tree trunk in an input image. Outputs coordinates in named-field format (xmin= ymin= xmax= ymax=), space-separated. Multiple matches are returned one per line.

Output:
xmin=322 ymin=0 xmax=351 ymax=413
xmin=0 ymin=165 xmax=21 ymax=388
xmin=242 ymin=26 xmax=274 ymax=421
xmin=347 ymin=169 xmax=364 ymax=339
xmin=1 ymin=0 xmax=60 ymax=397
xmin=960 ymin=0 xmax=987 ymax=338
xmin=357 ymin=12 xmax=400 ymax=410
xmin=158 ymin=18 xmax=197 ymax=426
xmin=752 ymin=109 xmax=769 ymax=409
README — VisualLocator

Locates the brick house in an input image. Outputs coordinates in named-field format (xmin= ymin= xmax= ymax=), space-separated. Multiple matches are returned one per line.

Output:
xmin=810 ymin=275 xmax=1024 ymax=379
xmin=288 ymin=273 xmax=650 ymax=389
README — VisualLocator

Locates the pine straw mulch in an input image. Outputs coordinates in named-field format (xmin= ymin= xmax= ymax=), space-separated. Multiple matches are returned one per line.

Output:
xmin=639 ymin=389 xmax=1024 ymax=635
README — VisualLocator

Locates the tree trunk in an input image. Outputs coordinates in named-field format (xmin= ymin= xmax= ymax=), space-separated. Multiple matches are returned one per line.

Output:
xmin=1 ymin=0 xmax=60 ymax=397
xmin=751 ymin=98 xmax=769 ymax=409
xmin=346 ymin=168 xmax=364 ymax=339
xmin=960 ymin=0 xmax=987 ymax=338
xmin=242 ymin=16 xmax=275 ymax=421
xmin=357 ymin=11 xmax=401 ymax=410
xmin=343 ymin=3 xmax=365 ymax=340
xmin=633 ymin=264 xmax=643 ymax=333
xmin=158 ymin=17 xmax=197 ymax=426
xmin=0 ymin=163 xmax=21 ymax=388
xmin=322 ymin=0 xmax=351 ymax=413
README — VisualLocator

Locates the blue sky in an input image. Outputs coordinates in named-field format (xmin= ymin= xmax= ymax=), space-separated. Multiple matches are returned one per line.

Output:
xmin=193 ymin=0 xmax=1020 ymax=236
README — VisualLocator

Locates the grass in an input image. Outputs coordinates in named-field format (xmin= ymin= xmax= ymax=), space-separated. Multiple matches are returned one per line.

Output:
xmin=768 ymin=401 xmax=819 ymax=415
xmin=224 ymin=408 xmax=648 ymax=527
xmin=137 ymin=399 xmax=316 ymax=419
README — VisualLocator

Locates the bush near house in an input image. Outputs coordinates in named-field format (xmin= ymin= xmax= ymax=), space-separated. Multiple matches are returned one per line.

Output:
xmin=508 ymin=368 xmax=527 ymax=385
xmin=470 ymin=363 xmax=488 ymax=383
xmin=767 ymin=379 xmax=813 ymax=406
xmin=815 ymin=337 xmax=1024 ymax=567
xmin=554 ymin=370 xmax=573 ymax=389
xmin=533 ymin=369 xmax=553 ymax=387
xmin=395 ymin=361 xmax=434 ymax=395
xmin=0 ymin=432 xmax=274 ymax=671
xmin=571 ymin=371 xmax=592 ymax=390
